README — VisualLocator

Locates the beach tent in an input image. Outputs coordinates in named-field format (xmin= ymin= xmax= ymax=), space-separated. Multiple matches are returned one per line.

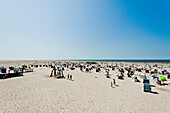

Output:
xmin=151 ymin=70 xmax=155 ymax=74
xmin=132 ymin=75 xmax=138 ymax=82
xmin=154 ymin=69 xmax=158 ymax=73
xmin=167 ymin=74 xmax=170 ymax=79
xmin=125 ymin=66 xmax=128 ymax=69
xmin=140 ymin=73 xmax=146 ymax=78
xmin=0 ymin=67 xmax=6 ymax=73
xmin=143 ymin=78 xmax=150 ymax=84
xmin=145 ymin=69 xmax=149 ymax=73
xmin=96 ymin=68 xmax=99 ymax=72
xmin=161 ymin=70 xmax=165 ymax=75
xmin=112 ymin=66 xmax=115 ymax=70
xmin=159 ymin=76 xmax=166 ymax=81
xmin=138 ymin=67 xmax=142 ymax=72
xmin=151 ymin=74 xmax=156 ymax=77
xmin=132 ymin=74 xmax=136 ymax=78
xmin=167 ymin=65 xmax=170 ymax=68
xmin=163 ymin=69 xmax=167 ymax=72
xmin=144 ymin=83 xmax=151 ymax=92
xmin=92 ymin=66 xmax=95 ymax=68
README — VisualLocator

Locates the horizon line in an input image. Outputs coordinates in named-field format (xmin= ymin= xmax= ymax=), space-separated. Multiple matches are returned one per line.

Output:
xmin=0 ymin=58 xmax=170 ymax=61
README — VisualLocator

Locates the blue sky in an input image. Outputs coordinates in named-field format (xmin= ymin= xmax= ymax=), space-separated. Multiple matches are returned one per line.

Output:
xmin=0 ymin=0 xmax=170 ymax=60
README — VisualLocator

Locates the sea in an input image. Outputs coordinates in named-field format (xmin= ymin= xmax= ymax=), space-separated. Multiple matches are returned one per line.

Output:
xmin=57 ymin=59 xmax=170 ymax=63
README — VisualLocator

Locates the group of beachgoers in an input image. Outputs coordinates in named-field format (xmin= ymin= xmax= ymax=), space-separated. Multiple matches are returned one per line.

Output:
xmin=0 ymin=65 xmax=33 ymax=79
xmin=1 ymin=61 xmax=170 ymax=93
xmin=67 ymin=74 xmax=73 ymax=80
xmin=44 ymin=61 xmax=170 ymax=92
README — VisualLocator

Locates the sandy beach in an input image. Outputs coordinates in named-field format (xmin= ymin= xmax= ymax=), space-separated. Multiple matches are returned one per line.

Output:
xmin=0 ymin=61 xmax=170 ymax=113
xmin=1 ymin=0 xmax=170 ymax=112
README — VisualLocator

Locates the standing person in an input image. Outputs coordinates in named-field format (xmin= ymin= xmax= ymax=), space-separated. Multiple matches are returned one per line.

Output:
xmin=111 ymin=82 xmax=113 ymax=88
xmin=70 ymin=75 xmax=72 ymax=80
xmin=113 ymin=78 xmax=116 ymax=86
xmin=50 ymin=69 xmax=54 ymax=77
xmin=127 ymin=72 xmax=130 ymax=77
xmin=67 ymin=74 xmax=69 ymax=79
xmin=66 ymin=64 xmax=69 ymax=71
xmin=53 ymin=67 xmax=56 ymax=77
xmin=61 ymin=71 xmax=64 ymax=76
xmin=80 ymin=65 xmax=83 ymax=71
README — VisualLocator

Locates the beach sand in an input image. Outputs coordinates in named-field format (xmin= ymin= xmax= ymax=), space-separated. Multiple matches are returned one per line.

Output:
xmin=0 ymin=61 xmax=170 ymax=113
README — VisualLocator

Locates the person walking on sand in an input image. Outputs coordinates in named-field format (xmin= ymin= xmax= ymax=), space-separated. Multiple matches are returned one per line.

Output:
xmin=113 ymin=78 xmax=116 ymax=86
xmin=111 ymin=82 xmax=113 ymax=88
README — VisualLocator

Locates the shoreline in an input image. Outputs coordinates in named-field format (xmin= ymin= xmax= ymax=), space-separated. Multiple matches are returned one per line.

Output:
xmin=0 ymin=59 xmax=170 ymax=63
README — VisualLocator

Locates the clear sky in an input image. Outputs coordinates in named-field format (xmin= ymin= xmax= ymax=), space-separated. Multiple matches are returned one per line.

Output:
xmin=0 ymin=0 xmax=170 ymax=60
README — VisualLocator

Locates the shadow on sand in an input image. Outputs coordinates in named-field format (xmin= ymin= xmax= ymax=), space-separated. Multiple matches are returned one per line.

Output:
xmin=151 ymin=85 xmax=156 ymax=87
xmin=151 ymin=91 xmax=159 ymax=94
xmin=67 ymin=79 xmax=74 ymax=81
xmin=144 ymin=90 xmax=158 ymax=94
xmin=1 ymin=74 xmax=23 ymax=80
xmin=115 ymin=85 xmax=119 ymax=87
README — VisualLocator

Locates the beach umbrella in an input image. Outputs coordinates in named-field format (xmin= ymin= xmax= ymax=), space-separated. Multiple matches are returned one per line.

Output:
xmin=159 ymin=76 xmax=166 ymax=81
xmin=167 ymin=65 xmax=170 ymax=68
